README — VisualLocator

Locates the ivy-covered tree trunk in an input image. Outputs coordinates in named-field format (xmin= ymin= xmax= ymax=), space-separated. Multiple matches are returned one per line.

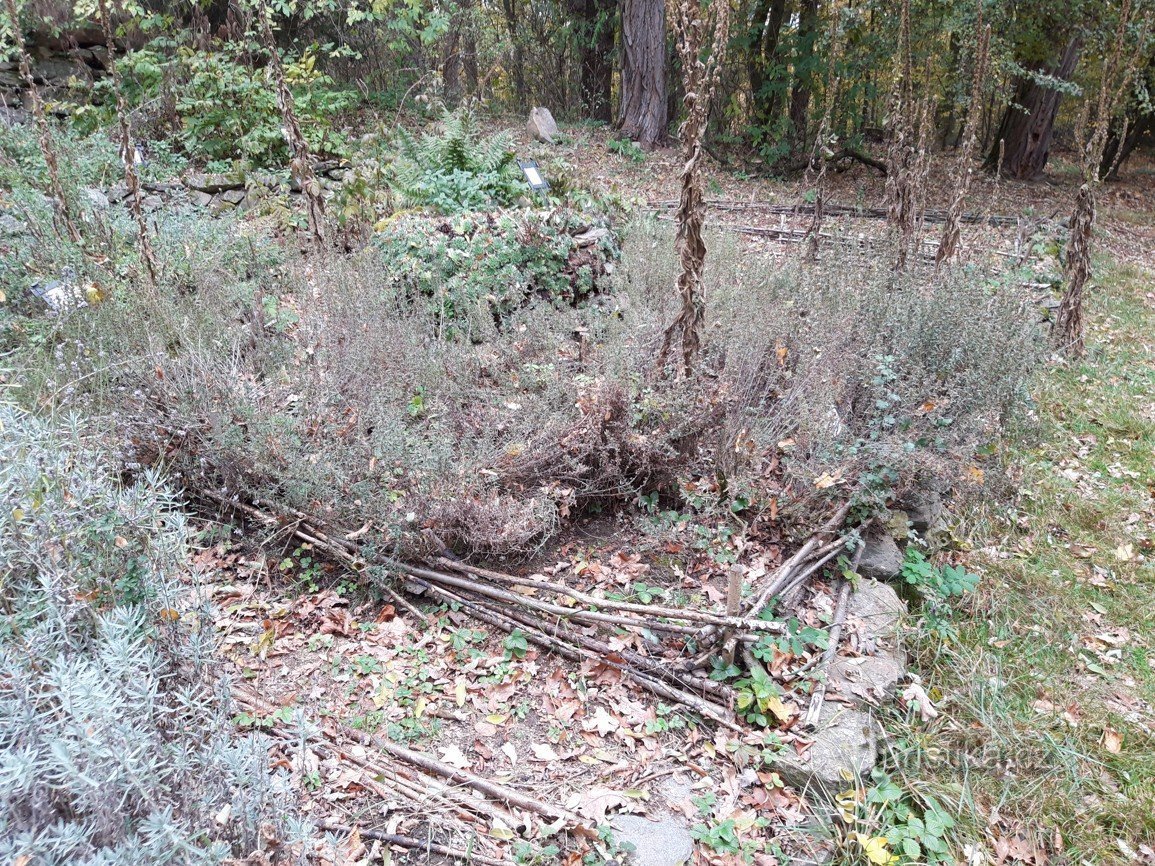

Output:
xmin=617 ymin=0 xmax=667 ymax=148
xmin=985 ymin=36 xmax=1081 ymax=179
xmin=572 ymin=0 xmax=616 ymax=122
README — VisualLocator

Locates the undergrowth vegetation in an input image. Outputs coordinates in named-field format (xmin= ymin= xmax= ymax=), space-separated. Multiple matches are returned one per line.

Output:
xmin=74 ymin=43 xmax=358 ymax=168
xmin=11 ymin=207 xmax=1040 ymax=562
xmin=881 ymin=263 xmax=1155 ymax=862
xmin=0 ymin=403 xmax=304 ymax=863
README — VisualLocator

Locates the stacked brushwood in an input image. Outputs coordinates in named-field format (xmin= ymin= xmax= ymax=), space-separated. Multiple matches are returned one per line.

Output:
xmin=196 ymin=488 xmax=854 ymax=735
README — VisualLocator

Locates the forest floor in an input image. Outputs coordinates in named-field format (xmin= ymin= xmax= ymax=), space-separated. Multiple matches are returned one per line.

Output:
xmin=182 ymin=120 xmax=1155 ymax=865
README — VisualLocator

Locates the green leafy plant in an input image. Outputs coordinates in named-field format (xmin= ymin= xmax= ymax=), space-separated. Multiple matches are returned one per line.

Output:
xmin=607 ymin=136 xmax=646 ymax=163
xmin=752 ymin=617 xmax=830 ymax=661
xmin=503 ymin=629 xmax=530 ymax=659
xmin=373 ymin=210 xmax=618 ymax=334
xmin=839 ymin=769 xmax=957 ymax=865
xmin=389 ymin=106 xmax=522 ymax=212
xmin=691 ymin=819 xmax=742 ymax=853
xmin=900 ymin=548 xmax=980 ymax=599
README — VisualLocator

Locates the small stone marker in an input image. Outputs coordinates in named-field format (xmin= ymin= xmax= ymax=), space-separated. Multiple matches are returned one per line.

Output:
xmin=527 ymin=106 xmax=559 ymax=144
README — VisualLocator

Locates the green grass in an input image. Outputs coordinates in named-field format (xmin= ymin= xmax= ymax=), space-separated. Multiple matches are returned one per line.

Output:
xmin=893 ymin=261 xmax=1155 ymax=863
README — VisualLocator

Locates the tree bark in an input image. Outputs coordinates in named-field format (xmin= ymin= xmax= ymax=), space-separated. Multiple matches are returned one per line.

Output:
xmin=1054 ymin=183 xmax=1094 ymax=357
xmin=746 ymin=0 xmax=789 ymax=130
xmin=985 ymin=36 xmax=1081 ymax=179
xmin=500 ymin=0 xmax=528 ymax=110
xmin=571 ymin=0 xmax=616 ymax=121
xmin=617 ymin=0 xmax=667 ymax=147
xmin=788 ymin=0 xmax=818 ymax=151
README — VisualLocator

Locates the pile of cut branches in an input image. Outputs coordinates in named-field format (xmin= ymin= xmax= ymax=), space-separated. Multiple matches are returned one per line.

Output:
xmin=197 ymin=487 xmax=856 ymax=736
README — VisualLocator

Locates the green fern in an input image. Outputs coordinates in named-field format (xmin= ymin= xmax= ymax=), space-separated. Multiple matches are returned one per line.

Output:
xmin=388 ymin=105 xmax=522 ymax=213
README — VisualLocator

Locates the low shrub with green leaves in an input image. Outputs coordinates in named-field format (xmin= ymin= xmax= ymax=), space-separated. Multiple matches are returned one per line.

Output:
xmin=0 ymin=403 xmax=305 ymax=864
xmin=74 ymin=44 xmax=357 ymax=168
xmin=373 ymin=209 xmax=619 ymax=333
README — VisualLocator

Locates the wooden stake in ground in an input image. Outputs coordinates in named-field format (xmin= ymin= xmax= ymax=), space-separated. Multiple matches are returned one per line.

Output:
xmin=935 ymin=5 xmax=990 ymax=269
xmin=254 ymin=2 xmax=327 ymax=249
xmin=656 ymin=0 xmax=730 ymax=376
xmin=1055 ymin=0 xmax=1145 ymax=357
xmin=95 ymin=0 xmax=159 ymax=289
xmin=2 ymin=0 xmax=82 ymax=245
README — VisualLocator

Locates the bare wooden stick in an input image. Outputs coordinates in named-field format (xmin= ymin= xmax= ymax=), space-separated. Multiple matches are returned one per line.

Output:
xmin=803 ymin=544 xmax=864 ymax=727
xmin=434 ymin=558 xmax=787 ymax=632
xmin=419 ymin=578 xmax=741 ymax=729
xmin=319 ymin=821 xmax=509 ymax=866
xmin=492 ymin=598 xmax=733 ymax=700
xmin=647 ymin=199 xmax=1021 ymax=227
xmin=233 ymin=684 xmax=588 ymax=830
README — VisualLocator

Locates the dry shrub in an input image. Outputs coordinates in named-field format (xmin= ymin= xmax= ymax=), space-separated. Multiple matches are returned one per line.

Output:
xmin=30 ymin=208 xmax=1039 ymax=558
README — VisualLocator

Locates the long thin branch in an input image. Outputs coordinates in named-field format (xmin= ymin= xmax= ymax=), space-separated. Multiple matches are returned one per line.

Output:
xmin=320 ymin=821 xmax=509 ymax=866
xmin=803 ymin=544 xmax=864 ymax=727
xmin=233 ymin=684 xmax=588 ymax=830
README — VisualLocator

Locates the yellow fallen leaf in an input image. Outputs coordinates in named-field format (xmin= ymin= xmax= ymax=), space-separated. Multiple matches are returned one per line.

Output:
xmin=1102 ymin=726 xmax=1123 ymax=754
xmin=413 ymin=696 xmax=426 ymax=718
xmin=814 ymin=469 xmax=844 ymax=489
xmin=489 ymin=820 xmax=515 ymax=841
xmin=455 ymin=679 xmax=466 ymax=707
xmin=1115 ymin=542 xmax=1135 ymax=562
xmin=485 ymin=713 xmax=508 ymax=725
xmin=765 ymin=693 xmax=793 ymax=722
xmin=856 ymin=833 xmax=894 ymax=866
xmin=965 ymin=465 xmax=985 ymax=484
xmin=12 ymin=507 xmax=24 ymax=521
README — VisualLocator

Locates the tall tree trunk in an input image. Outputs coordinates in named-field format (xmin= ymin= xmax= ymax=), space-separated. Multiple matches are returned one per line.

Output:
xmin=746 ymin=0 xmax=789 ymax=130
xmin=1100 ymin=111 xmax=1152 ymax=179
xmin=1054 ymin=183 xmax=1093 ymax=356
xmin=500 ymin=0 xmax=528 ymax=110
xmin=617 ymin=0 xmax=667 ymax=148
xmin=572 ymin=0 xmax=616 ymax=121
xmin=788 ymin=0 xmax=818 ymax=151
xmin=985 ymin=37 xmax=1081 ymax=179
xmin=442 ymin=27 xmax=461 ymax=104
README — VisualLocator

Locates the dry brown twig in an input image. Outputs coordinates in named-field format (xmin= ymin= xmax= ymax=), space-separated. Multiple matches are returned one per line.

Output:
xmin=95 ymin=0 xmax=159 ymax=290
xmin=1055 ymin=0 xmax=1148 ymax=357
xmin=2 ymin=0 xmax=82 ymax=245
xmin=935 ymin=3 xmax=991 ymax=269
xmin=254 ymin=1 xmax=327 ymax=250
xmin=657 ymin=0 xmax=731 ymax=375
